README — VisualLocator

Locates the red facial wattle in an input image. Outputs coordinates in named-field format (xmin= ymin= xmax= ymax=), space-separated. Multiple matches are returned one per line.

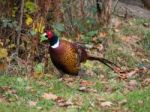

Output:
xmin=46 ymin=31 xmax=53 ymax=39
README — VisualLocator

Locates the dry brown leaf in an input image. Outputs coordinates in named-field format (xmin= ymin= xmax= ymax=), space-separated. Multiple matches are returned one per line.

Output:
xmin=114 ymin=28 xmax=120 ymax=32
xmin=42 ymin=93 xmax=58 ymax=100
xmin=100 ymin=101 xmax=113 ymax=107
xmin=121 ymin=35 xmax=141 ymax=44
xmin=62 ymin=76 xmax=75 ymax=83
xmin=99 ymin=32 xmax=108 ymax=38
xmin=95 ymin=44 xmax=104 ymax=52
xmin=96 ymin=97 xmax=106 ymax=102
xmin=56 ymin=97 xmax=73 ymax=107
xmin=128 ymin=80 xmax=137 ymax=86
xmin=111 ymin=17 xmax=122 ymax=29
xmin=126 ymin=80 xmax=137 ymax=91
xmin=28 ymin=101 xmax=37 ymax=107
xmin=37 ymin=107 xmax=42 ymax=110
xmin=142 ymin=78 xmax=150 ymax=86
xmin=138 ymin=100 xmax=144 ymax=105
xmin=80 ymin=80 xmax=94 ymax=87
xmin=118 ymin=99 xmax=127 ymax=105
xmin=79 ymin=86 xmax=97 ymax=93
xmin=0 ymin=96 xmax=6 ymax=103
xmin=73 ymin=96 xmax=83 ymax=106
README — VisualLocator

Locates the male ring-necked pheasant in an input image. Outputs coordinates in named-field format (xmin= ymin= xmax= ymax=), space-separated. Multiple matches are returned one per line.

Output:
xmin=42 ymin=30 xmax=120 ymax=76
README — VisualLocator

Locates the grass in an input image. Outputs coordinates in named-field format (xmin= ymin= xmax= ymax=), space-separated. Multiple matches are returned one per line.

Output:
xmin=140 ymin=31 xmax=150 ymax=50
xmin=125 ymin=87 xmax=150 ymax=112
xmin=0 ymin=74 xmax=150 ymax=112
xmin=104 ymin=18 xmax=150 ymax=68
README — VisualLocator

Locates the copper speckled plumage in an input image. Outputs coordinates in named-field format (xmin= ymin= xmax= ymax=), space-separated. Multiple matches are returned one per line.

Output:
xmin=49 ymin=39 xmax=87 ymax=75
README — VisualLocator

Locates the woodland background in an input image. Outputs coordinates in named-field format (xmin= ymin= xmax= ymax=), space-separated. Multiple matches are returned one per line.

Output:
xmin=0 ymin=0 xmax=150 ymax=112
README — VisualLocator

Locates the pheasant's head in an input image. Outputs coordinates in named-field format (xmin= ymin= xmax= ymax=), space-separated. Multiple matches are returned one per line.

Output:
xmin=41 ymin=30 xmax=59 ymax=48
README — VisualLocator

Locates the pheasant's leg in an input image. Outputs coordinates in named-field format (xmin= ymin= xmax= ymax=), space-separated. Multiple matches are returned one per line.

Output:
xmin=78 ymin=69 xmax=87 ymax=78
xmin=57 ymin=70 xmax=65 ymax=78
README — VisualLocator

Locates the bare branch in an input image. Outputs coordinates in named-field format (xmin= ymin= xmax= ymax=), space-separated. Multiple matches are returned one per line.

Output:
xmin=16 ymin=0 xmax=24 ymax=56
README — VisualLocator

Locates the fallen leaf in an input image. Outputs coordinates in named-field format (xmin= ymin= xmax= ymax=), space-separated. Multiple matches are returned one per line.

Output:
xmin=99 ymin=32 xmax=108 ymax=38
xmin=100 ymin=101 xmax=112 ymax=107
xmin=143 ymin=23 xmax=150 ymax=27
xmin=28 ymin=101 xmax=37 ymax=107
xmin=142 ymin=78 xmax=150 ymax=86
xmin=126 ymin=80 xmax=137 ymax=91
xmin=121 ymin=36 xmax=141 ymax=44
xmin=42 ymin=93 xmax=58 ymax=100
xmin=0 ymin=96 xmax=6 ymax=103
xmin=37 ymin=107 xmax=42 ymax=110
xmin=96 ymin=97 xmax=106 ymax=102
xmin=80 ymin=80 xmax=94 ymax=86
xmin=0 ymin=48 xmax=8 ymax=59
xmin=62 ymin=76 xmax=75 ymax=83
xmin=25 ymin=14 xmax=33 ymax=26
xmin=95 ymin=44 xmax=104 ymax=52
xmin=79 ymin=86 xmax=97 ymax=93
xmin=111 ymin=17 xmax=122 ymax=29
xmin=73 ymin=95 xmax=83 ymax=106
xmin=138 ymin=100 xmax=144 ymax=105
xmin=79 ymin=86 xmax=87 ymax=92
xmin=114 ymin=28 xmax=120 ymax=32
xmin=128 ymin=80 xmax=137 ymax=86
xmin=56 ymin=97 xmax=73 ymax=107
xmin=118 ymin=99 xmax=127 ymax=105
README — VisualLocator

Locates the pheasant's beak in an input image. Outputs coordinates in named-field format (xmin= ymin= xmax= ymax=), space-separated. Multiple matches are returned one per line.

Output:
xmin=40 ymin=33 xmax=48 ymax=42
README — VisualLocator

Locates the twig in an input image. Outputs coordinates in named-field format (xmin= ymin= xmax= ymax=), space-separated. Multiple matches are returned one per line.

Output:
xmin=112 ymin=0 xmax=119 ymax=13
xmin=16 ymin=0 xmax=24 ymax=56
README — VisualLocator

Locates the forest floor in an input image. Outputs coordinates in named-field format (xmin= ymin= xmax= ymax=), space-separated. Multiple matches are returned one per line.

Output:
xmin=0 ymin=17 xmax=150 ymax=112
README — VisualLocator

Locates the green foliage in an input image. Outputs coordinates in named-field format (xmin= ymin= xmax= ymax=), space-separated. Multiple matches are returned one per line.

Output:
xmin=86 ymin=30 xmax=98 ymax=37
xmin=30 ymin=29 xmax=37 ymax=36
xmin=86 ymin=17 xmax=96 ymax=25
xmin=72 ymin=19 xmax=85 ymax=32
xmin=52 ymin=23 xmax=65 ymax=32
xmin=0 ymin=18 xmax=18 ymax=30
xmin=40 ymin=33 xmax=48 ymax=42
xmin=81 ymin=30 xmax=98 ymax=43
xmin=87 ymin=5 xmax=97 ymax=15
xmin=25 ymin=1 xmax=37 ymax=13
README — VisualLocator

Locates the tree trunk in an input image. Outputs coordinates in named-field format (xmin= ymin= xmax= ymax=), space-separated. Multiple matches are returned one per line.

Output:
xmin=141 ymin=0 xmax=150 ymax=9
xmin=98 ymin=0 xmax=112 ymax=27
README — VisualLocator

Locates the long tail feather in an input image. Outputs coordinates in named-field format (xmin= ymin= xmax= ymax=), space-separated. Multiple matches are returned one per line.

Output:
xmin=87 ymin=55 xmax=121 ymax=72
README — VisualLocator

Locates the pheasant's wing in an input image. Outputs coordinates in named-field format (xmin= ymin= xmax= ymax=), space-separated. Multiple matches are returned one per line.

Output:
xmin=73 ymin=43 xmax=88 ymax=63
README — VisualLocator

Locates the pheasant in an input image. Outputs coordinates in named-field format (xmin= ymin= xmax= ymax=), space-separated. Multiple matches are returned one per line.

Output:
xmin=42 ymin=30 xmax=120 ymax=76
